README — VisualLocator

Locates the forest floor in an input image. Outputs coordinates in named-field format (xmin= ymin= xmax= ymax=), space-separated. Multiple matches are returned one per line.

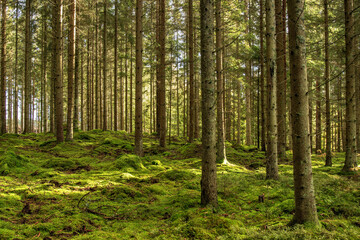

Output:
xmin=0 ymin=130 xmax=359 ymax=239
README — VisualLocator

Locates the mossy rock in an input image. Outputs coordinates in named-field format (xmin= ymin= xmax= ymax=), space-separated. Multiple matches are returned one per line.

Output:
xmin=0 ymin=151 xmax=30 ymax=175
xmin=160 ymin=169 xmax=196 ymax=181
xmin=115 ymin=154 xmax=145 ymax=171
xmin=42 ymin=158 xmax=85 ymax=171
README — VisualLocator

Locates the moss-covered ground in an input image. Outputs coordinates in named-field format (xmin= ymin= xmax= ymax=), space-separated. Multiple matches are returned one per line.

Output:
xmin=0 ymin=131 xmax=359 ymax=239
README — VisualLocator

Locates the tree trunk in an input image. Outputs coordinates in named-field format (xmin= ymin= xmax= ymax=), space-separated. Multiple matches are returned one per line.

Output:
xmin=103 ymin=0 xmax=107 ymax=131
xmin=324 ymin=0 xmax=332 ymax=166
xmin=343 ymin=0 xmax=357 ymax=171
xmin=0 ymin=0 xmax=7 ymax=134
xmin=158 ymin=0 xmax=166 ymax=147
xmin=135 ymin=0 xmax=143 ymax=156
xmin=188 ymin=0 xmax=195 ymax=142
xmin=266 ymin=0 xmax=279 ymax=180
xmin=74 ymin=20 xmax=79 ymax=132
xmin=260 ymin=0 xmax=266 ymax=151
xmin=53 ymin=0 xmax=64 ymax=143
xmin=113 ymin=0 xmax=118 ymax=131
xmin=200 ymin=0 xmax=217 ymax=208
xmin=275 ymin=0 xmax=286 ymax=160
xmin=24 ymin=0 xmax=32 ymax=134
xmin=216 ymin=0 xmax=226 ymax=163
xmin=13 ymin=0 xmax=19 ymax=134
xmin=66 ymin=0 xmax=76 ymax=141
xmin=288 ymin=0 xmax=319 ymax=225
xmin=245 ymin=0 xmax=252 ymax=146
xmin=315 ymin=76 xmax=321 ymax=152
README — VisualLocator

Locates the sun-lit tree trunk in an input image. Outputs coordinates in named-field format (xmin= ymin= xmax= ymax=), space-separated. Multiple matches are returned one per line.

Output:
xmin=245 ymin=0 xmax=252 ymax=146
xmin=13 ymin=0 xmax=19 ymax=134
xmin=324 ymin=0 xmax=332 ymax=166
xmin=135 ymin=0 xmax=143 ymax=156
xmin=113 ymin=0 xmax=118 ymax=131
xmin=200 ymin=0 xmax=217 ymax=208
xmin=53 ymin=0 xmax=64 ymax=142
xmin=0 ymin=0 xmax=7 ymax=134
xmin=288 ymin=0 xmax=319 ymax=225
xmin=24 ymin=0 xmax=32 ymax=134
xmin=66 ymin=0 xmax=76 ymax=141
xmin=74 ymin=21 xmax=79 ymax=132
xmin=41 ymin=12 xmax=48 ymax=133
xmin=266 ymin=0 xmax=279 ymax=180
xmin=103 ymin=0 xmax=107 ymax=131
xmin=260 ymin=0 xmax=266 ymax=151
xmin=343 ymin=0 xmax=357 ymax=171
xmin=158 ymin=0 xmax=166 ymax=147
xmin=188 ymin=0 xmax=195 ymax=142
xmin=315 ymin=76 xmax=321 ymax=152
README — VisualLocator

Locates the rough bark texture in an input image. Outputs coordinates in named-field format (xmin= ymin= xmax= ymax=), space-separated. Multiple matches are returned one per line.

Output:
xmin=315 ymin=76 xmax=321 ymax=152
xmin=158 ymin=0 xmax=166 ymax=147
xmin=275 ymin=0 xmax=286 ymax=160
xmin=13 ymin=0 xmax=19 ymax=133
xmin=343 ymin=0 xmax=357 ymax=171
xmin=24 ymin=0 xmax=31 ymax=133
xmin=216 ymin=0 xmax=226 ymax=163
xmin=113 ymin=0 xmax=118 ymax=131
xmin=324 ymin=0 xmax=332 ymax=166
xmin=266 ymin=0 xmax=279 ymax=180
xmin=66 ymin=0 xmax=76 ymax=141
xmin=200 ymin=0 xmax=217 ymax=208
xmin=53 ymin=0 xmax=64 ymax=143
xmin=260 ymin=0 xmax=266 ymax=151
xmin=288 ymin=0 xmax=319 ymax=225
xmin=135 ymin=0 xmax=143 ymax=156
xmin=1 ymin=0 xmax=7 ymax=134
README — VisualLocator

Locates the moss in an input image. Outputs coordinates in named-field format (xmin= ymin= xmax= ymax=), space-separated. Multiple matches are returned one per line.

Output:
xmin=115 ymin=154 xmax=145 ymax=171
xmin=159 ymin=169 xmax=196 ymax=181
xmin=42 ymin=158 xmax=85 ymax=171
xmin=0 ymin=151 xmax=31 ymax=175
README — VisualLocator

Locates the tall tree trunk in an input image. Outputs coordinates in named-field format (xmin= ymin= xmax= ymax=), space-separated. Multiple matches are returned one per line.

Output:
xmin=120 ymin=36 xmax=124 ymax=130
xmin=200 ymin=0 xmax=217 ymax=208
xmin=260 ymin=0 xmax=266 ymax=151
xmin=113 ymin=0 xmax=118 ymax=131
xmin=130 ymin=43 xmax=133 ymax=133
xmin=0 ymin=0 xmax=7 ymax=134
xmin=315 ymin=76 xmax=321 ymax=152
xmin=135 ymin=0 xmax=143 ymax=156
xmin=188 ymin=0 xmax=195 ymax=142
xmin=216 ymin=0 xmax=226 ymax=163
xmin=288 ymin=0 xmax=319 ymax=225
xmin=245 ymin=0 xmax=252 ymax=146
xmin=41 ymin=12 xmax=48 ymax=133
xmin=103 ymin=0 xmax=107 ymax=131
xmin=74 ymin=21 xmax=79 ymax=131
xmin=324 ymin=0 xmax=332 ymax=166
xmin=266 ymin=0 xmax=279 ymax=180
xmin=343 ymin=0 xmax=357 ymax=171
xmin=13 ymin=0 xmax=19 ymax=134
xmin=66 ymin=0 xmax=76 ymax=141
xmin=275 ymin=0 xmax=286 ymax=159
xmin=24 ymin=0 xmax=32 ymax=134
xmin=158 ymin=0 xmax=166 ymax=147
xmin=53 ymin=0 xmax=64 ymax=142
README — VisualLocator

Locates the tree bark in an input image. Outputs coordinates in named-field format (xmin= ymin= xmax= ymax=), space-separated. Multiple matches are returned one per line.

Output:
xmin=288 ymin=0 xmax=319 ymax=225
xmin=113 ymin=0 xmax=118 ymax=131
xmin=343 ymin=0 xmax=357 ymax=171
xmin=188 ymin=0 xmax=195 ymax=142
xmin=158 ymin=0 xmax=166 ymax=147
xmin=103 ymin=0 xmax=107 ymax=131
xmin=260 ymin=0 xmax=266 ymax=151
xmin=66 ymin=0 xmax=76 ymax=141
xmin=245 ymin=0 xmax=252 ymax=146
xmin=266 ymin=0 xmax=279 ymax=180
xmin=24 ymin=0 xmax=32 ymax=134
xmin=200 ymin=0 xmax=217 ymax=208
xmin=324 ymin=0 xmax=332 ymax=166
xmin=13 ymin=0 xmax=19 ymax=133
xmin=135 ymin=0 xmax=143 ymax=156
xmin=0 ymin=0 xmax=7 ymax=134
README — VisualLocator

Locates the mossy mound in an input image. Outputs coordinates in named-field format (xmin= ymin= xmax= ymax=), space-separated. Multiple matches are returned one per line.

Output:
xmin=160 ymin=169 xmax=196 ymax=181
xmin=102 ymin=138 xmax=134 ymax=151
xmin=115 ymin=154 xmax=145 ymax=171
xmin=0 ymin=151 xmax=30 ymax=175
xmin=42 ymin=158 xmax=86 ymax=171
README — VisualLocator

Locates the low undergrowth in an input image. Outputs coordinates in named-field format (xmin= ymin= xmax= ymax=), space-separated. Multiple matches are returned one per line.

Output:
xmin=0 ymin=131 xmax=359 ymax=239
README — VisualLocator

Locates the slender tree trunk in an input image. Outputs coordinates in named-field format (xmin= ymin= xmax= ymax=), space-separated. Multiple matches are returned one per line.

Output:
xmin=53 ymin=0 xmax=64 ymax=143
xmin=120 ymin=36 xmax=124 ymax=130
xmin=130 ymin=43 xmax=133 ymax=133
xmin=74 ymin=22 xmax=79 ymax=131
xmin=188 ymin=0 xmax=195 ymax=142
xmin=343 ymin=0 xmax=357 ymax=171
xmin=315 ymin=76 xmax=321 ymax=152
xmin=13 ymin=0 xmax=19 ymax=134
xmin=103 ymin=0 xmax=107 ymax=131
xmin=200 ymin=0 xmax=217 ymax=208
xmin=288 ymin=0 xmax=319 ymax=225
xmin=135 ymin=0 xmax=143 ymax=156
xmin=158 ymin=0 xmax=166 ymax=147
xmin=266 ymin=0 xmax=279 ymax=180
xmin=216 ymin=0 xmax=226 ymax=163
xmin=81 ymin=46 xmax=84 ymax=130
xmin=0 ymin=0 xmax=7 ymax=134
xmin=24 ymin=0 xmax=32 ymax=134
xmin=324 ymin=0 xmax=332 ymax=166
xmin=66 ymin=0 xmax=76 ymax=141
xmin=41 ymin=13 xmax=48 ymax=133
xmin=260 ymin=0 xmax=266 ymax=151
xmin=245 ymin=0 xmax=252 ymax=146
xmin=113 ymin=0 xmax=118 ymax=131
xmin=275 ymin=0 xmax=286 ymax=159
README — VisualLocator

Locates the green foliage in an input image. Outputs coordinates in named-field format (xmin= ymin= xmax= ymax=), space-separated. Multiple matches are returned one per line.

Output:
xmin=0 ymin=151 xmax=30 ymax=175
xmin=115 ymin=154 xmax=145 ymax=171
